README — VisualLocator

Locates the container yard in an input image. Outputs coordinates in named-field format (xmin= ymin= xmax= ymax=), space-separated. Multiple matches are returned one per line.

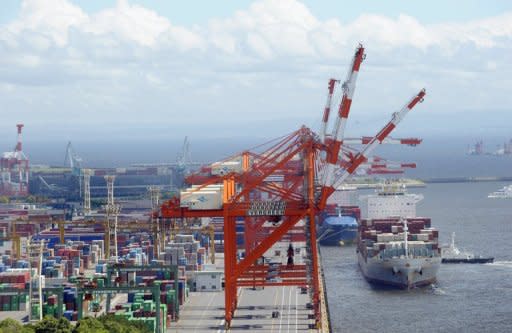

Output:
xmin=2 ymin=1 xmax=511 ymax=332
xmin=0 ymin=43 xmax=428 ymax=332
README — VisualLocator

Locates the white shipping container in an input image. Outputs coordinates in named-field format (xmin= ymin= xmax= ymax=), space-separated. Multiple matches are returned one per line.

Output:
xmin=377 ymin=233 xmax=394 ymax=242
xmin=191 ymin=184 xmax=224 ymax=189
xmin=181 ymin=191 xmax=223 ymax=210
xmin=211 ymin=161 xmax=243 ymax=176
xmin=416 ymin=234 xmax=429 ymax=241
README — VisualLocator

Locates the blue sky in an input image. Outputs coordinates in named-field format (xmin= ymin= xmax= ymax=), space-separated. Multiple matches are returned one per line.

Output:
xmin=2 ymin=0 xmax=511 ymax=25
xmin=0 ymin=0 xmax=511 ymax=148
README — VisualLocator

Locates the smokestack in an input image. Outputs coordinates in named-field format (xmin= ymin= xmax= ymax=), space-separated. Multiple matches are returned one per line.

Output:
xmin=16 ymin=124 xmax=23 ymax=152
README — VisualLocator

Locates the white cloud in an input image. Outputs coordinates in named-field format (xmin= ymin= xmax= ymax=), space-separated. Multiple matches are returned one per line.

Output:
xmin=0 ymin=0 xmax=511 ymax=140
xmin=83 ymin=0 xmax=171 ymax=47
xmin=7 ymin=0 xmax=88 ymax=46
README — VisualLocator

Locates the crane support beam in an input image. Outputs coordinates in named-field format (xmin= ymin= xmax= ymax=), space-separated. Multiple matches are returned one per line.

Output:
xmin=233 ymin=214 xmax=305 ymax=279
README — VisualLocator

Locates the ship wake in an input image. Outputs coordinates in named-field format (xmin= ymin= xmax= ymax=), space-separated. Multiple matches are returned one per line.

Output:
xmin=485 ymin=261 xmax=512 ymax=268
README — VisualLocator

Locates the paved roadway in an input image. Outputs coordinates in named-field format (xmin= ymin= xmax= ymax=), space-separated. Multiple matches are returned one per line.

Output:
xmin=0 ymin=310 xmax=29 ymax=322
xmin=168 ymin=242 xmax=315 ymax=332
xmin=167 ymin=286 xmax=314 ymax=332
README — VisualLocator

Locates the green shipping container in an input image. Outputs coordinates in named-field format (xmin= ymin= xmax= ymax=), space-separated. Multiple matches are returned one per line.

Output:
xmin=143 ymin=318 xmax=156 ymax=333
xmin=44 ymin=304 xmax=56 ymax=317
xmin=160 ymin=304 xmax=167 ymax=329
xmin=130 ymin=317 xmax=158 ymax=333
xmin=31 ymin=304 xmax=40 ymax=317
xmin=115 ymin=310 xmax=133 ymax=319
xmin=143 ymin=300 xmax=153 ymax=312
xmin=168 ymin=291 xmax=176 ymax=303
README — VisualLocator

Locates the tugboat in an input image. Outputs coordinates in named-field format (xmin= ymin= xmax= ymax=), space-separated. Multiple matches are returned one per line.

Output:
xmin=441 ymin=232 xmax=494 ymax=264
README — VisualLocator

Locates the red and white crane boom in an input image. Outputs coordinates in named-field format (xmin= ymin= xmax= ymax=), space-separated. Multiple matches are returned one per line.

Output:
xmin=319 ymin=79 xmax=338 ymax=143
xmin=330 ymin=89 xmax=426 ymax=190
xmin=322 ymin=44 xmax=365 ymax=187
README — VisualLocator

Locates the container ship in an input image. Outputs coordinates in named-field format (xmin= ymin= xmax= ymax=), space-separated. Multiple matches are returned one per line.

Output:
xmin=317 ymin=187 xmax=360 ymax=246
xmin=318 ymin=206 xmax=359 ymax=246
xmin=357 ymin=183 xmax=441 ymax=288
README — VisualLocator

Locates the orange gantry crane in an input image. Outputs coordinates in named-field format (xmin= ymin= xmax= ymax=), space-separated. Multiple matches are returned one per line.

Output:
xmin=159 ymin=44 xmax=427 ymax=328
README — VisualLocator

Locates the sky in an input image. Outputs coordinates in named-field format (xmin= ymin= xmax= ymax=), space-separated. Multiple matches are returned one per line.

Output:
xmin=1 ymin=0 xmax=512 ymax=162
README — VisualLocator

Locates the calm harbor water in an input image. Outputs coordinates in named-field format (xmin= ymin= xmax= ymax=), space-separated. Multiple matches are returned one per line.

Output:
xmin=322 ymin=181 xmax=512 ymax=333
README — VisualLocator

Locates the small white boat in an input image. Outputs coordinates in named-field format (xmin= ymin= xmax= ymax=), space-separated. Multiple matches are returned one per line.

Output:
xmin=488 ymin=185 xmax=512 ymax=198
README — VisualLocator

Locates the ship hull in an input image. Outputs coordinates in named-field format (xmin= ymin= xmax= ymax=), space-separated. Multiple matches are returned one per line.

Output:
xmin=318 ymin=227 xmax=357 ymax=246
xmin=442 ymin=257 xmax=494 ymax=264
xmin=358 ymin=251 xmax=441 ymax=289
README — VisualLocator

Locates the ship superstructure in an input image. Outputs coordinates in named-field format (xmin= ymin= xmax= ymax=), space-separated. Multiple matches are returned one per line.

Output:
xmin=359 ymin=182 xmax=423 ymax=219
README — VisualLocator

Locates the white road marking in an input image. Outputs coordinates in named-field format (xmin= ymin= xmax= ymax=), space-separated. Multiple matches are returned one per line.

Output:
xmin=287 ymin=286 xmax=292 ymax=333
xmin=278 ymin=286 xmax=286 ymax=333
xmin=216 ymin=319 xmax=225 ymax=333
xmin=194 ymin=292 xmax=216 ymax=333
xmin=271 ymin=285 xmax=281 ymax=333
xmin=216 ymin=288 xmax=243 ymax=333
xmin=295 ymin=288 xmax=298 ymax=333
